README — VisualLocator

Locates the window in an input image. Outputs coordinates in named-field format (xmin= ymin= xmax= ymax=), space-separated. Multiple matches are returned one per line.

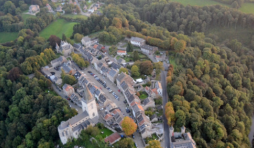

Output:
xmin=93 ymin=113 xmax=95 ymax=117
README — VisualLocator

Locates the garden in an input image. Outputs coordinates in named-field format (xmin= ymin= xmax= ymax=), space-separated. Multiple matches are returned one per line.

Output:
xmin=144 ymin=133 xmax=159 ymax=144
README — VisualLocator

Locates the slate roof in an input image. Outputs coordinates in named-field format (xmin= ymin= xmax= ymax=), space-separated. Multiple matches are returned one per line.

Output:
xmin=95 ymin=89 xmax=101 ymax=96
xmin=111 ymin=62 xmax=121 ymax=70
xmin=88 ymin=83 xmax=96 ymax=94
xmin=131 ymin=37 xmax=145 ymax=42
xmin=120 ymin=81 xmax=128 ymax=90
xmin=51 ymin=56 xmax=65 ymax=64
xmin=82 ymin=36 xmax=91 ymax=42
xmin=142 ymin=98 xmax=150 ymax=105
xmin=99 ymin=94 xmax=107 ymax=103
xmin=141 ymin=45 xmax=156 ymax=51
xmin=101 ymin=66 xmax=109 ymax=73
xmin=62 ymin=63 xmax=72 ymax=73
xmin=116 ymin=72 xmax=126 ymax=82
xmin=72 ymin=119 xmax=92 ymax=132
xmin=58 ymin=111 xmax=89 ymax=130
xmin=108 ymin=69 xmax=117 ymax=77
xmin=73 ymin=43 xmax=81 ymax=49
xmin=97 ymin=62 xmax=103 ymax=68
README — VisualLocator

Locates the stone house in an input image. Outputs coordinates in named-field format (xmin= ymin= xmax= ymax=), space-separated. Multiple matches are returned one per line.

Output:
xmin=130 ymin=37 xmax=145 ymax=47
xmin=107 ymin=69 xmax=118 ymax=83
xmin=29 ymin=5 xmax=40 ymax=14
xmin=50 ymin=56 xmax=67 ymax=68
xmin=140 ymin=45 xmax=158 ymax=55
xmin=56 ymin=41 xmax=74 ymax=57
xmin=62 ymin=84 xmax=75 ymax=97
xmin=81 ymin=36 xmax=95 ymax=47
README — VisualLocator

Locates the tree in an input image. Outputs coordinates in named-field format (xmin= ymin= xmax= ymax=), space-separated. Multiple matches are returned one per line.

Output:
xmin=62 ymin=34 xmax=67 ymax=41
xmin=119 ymin=67 xmax=129 ymax=74
xmin=74 ymin=33 xmax=84 ymax=42
xmin=146 ymin=140 xmax=162 ymax=148
xmin=112 ymin=17 xmax=122 ymax=28
xmin=117 ymin=138 xmax=135 ymax=148
xmin=8 ymin=67 xmax=22 ymax=81
xmin=121 ymin=116 xmax=137 ymax=136
xmin=165 ymin=102 xmax=175 ymax=126
xmin=131 ymin=65 xmax=140 ymax=77
xmin=133 ymin=51 xmax=139 ymax=61
xmin=140 ymin=61 xmax=153 ymax=75
xmin=109 ymin=45 xmax=118 ymax=56
xmin=48 ymin=35 xmax=61 ymax=49
xmin=126 ymin=41 xmax=133 ymax=52
xmin=174 ymin=40 xmax=186 ymax=53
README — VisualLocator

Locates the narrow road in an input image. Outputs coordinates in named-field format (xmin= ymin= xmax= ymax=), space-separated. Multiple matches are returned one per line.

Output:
xmin=161 ymin=71 xmax=170 ymax=148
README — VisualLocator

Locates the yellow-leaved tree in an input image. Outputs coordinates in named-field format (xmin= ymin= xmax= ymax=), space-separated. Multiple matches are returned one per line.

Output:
xmin=121 ymin=116 xmax=137 ymax=136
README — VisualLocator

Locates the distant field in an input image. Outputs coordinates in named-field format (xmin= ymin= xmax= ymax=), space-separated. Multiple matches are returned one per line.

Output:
xmin=170 ymin=0 xmax=228 ymax=6
xmin=239 ymin=3 xmax=254 ymax=14
xmin=39 ymin=19 xmax=78 ymax=39
xmin=21 ymin=13 xmax=36 ymax=22
xmin=63 ymin=14 xmax=88 ymax=20
xmin=0 ymin=32 xmax=18 ymax=43
xmin=206 ymin=26 xmax=254 ymax=45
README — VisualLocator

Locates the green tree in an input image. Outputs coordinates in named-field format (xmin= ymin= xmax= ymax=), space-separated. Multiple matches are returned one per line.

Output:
xmin=174 ymin=40 xmax=186 ymax=53
xmin=74 ymin=33 xmax=84 ymax=42
xmin=126 ymin=41 xmax=133 ymax=52
xmin=62 ymin=34 xmax=67 ymax=41
xmin=133 ymin=51 xmax=139 ymax=61
xmin=117 ymin=138 xmax=135 ymax=148
xmin=131 ymin=65 xmax=140 ymax=77
xmin=140 ymin=61 xmax=153 ymax=75
xmin=119 ymin=67 xmax=129 ymax=74
xmin=146 ymin=140 xmax=162 ymax=148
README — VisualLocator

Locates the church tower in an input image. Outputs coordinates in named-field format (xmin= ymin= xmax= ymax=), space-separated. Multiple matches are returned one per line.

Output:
xmin=81 ymin=85 xmax=99 ymax=123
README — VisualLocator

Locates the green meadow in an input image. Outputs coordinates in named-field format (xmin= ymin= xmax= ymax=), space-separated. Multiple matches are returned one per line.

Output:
xmin=39 ymin=19 xmax=78 ymax=39
xmin=0 ymin=32 xmax=18 ymax=43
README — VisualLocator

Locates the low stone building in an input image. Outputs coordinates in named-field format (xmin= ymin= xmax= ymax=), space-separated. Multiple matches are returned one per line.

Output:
xmin=62 ymin=84 xmax=75 ymax=97
xmin=29 ymin=5 xmax=40 ymax=14
xmin=50 ymin=56 xmax=67 ymax=68
xmin=130 ymin=37 xmax=145 ymax=47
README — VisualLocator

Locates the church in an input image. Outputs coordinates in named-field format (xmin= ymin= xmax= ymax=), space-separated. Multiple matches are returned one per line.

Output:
xmin=58 ymin=84 xmax=99 ymax=144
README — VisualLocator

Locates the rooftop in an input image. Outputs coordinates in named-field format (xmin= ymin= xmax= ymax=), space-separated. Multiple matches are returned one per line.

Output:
xmin=58 ymin=111 xmax=89 ymax=130
xmin=117 ymin=50 xmax=126 ymax=53
xmin=104 ymin=133 xmax=121 ymax=145
xmin=131 ymin=37 xmax=145 ymax=42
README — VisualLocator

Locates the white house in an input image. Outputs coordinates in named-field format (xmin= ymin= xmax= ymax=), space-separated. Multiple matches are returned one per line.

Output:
xmin=81 ymin=36 xmax=96 ymax=47
xmin=130 ymin=37 xmax=145 ymax=47
xmin=88 ymin=8 xmax=94 ymax=13
xmin=29 ymin=5 xmax=40 ymax=14
xmin=117 ymin=50 xmax=126 ymax=56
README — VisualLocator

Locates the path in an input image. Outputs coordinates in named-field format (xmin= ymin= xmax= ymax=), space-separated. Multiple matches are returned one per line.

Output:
xmin=161 ymin=71 xmax=170 ymax=148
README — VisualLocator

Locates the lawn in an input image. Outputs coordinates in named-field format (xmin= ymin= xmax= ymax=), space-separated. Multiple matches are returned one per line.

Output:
xmin=100 ymin=127 xmax=113 ymax=138
xmin=21 ymin=13 xmax=36 ymax=23
xmin=0 ymin=32 xmax=18 ymax=43
xmin=139 ymin=92 xmax=148 ymax=100
xmin=39 ymin=19 xmax=78 ymax=39
xmin=45 ymin=89 xmax=58 ymax=96
xmin=170 ymin=0 xmax=229 ymax=7
xmin=239 ymin=3 xmax=254 ymax=14
xmin=86 ymin=1 xmax=93 ymax=8
xmin=63 ymin=14 xmax=88 ymax=20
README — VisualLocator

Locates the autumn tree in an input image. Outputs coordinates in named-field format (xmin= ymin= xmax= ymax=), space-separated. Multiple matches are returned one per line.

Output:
xmin=174 ymin=40 xmax=186 ymax=53
xmin=112 ymin=17 xmax=122 ymax=28
xmin=119 ymin=67 xmax=129 ymax=74
xmin=8 ymin=67 xmax=22 ymax=81
xmin=140 ymin=61 xmax=153 ymax=75
xmin=131 ymin=65 xmax=140 ymax=77
xmin=48 ymin=35 xmax=61 ymax=49
xmin=74 ymin=33 xmax=84 ymax=42
xmin=165 ymin=102 xmax=175 ymax=126
xmin=121 ymin=116 xmax=137 ymax=136
xmin=146 ymin=140 xmax=162 ymax=148
xmin=71 ymin=53 xmax=89 ymax=68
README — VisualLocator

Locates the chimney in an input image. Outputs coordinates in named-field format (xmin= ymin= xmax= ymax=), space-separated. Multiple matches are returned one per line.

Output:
xmin=181 ymin=126 xmax=186 ymax=134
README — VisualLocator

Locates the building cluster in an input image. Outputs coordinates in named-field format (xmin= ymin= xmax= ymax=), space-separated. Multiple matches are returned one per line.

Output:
xmin=58 ymin=84 xmax=99 ymax=144
xmin=169 ymin=126 xmax=196 ymax=148
xmin=145 ymin=81 xmax=163 ymax=98
xmin=87 ymin=2 xmax=101 ymax=13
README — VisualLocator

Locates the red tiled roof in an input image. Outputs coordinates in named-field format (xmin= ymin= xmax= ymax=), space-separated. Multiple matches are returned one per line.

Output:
xmin=117 ymin=50 xmax=126 ymax=53
xmin=65 ymin=85 xmax=73 ymax=91
xmin=112 ymin=109 xmax=121 ymax=114
xmin=104 ymin=114 xmax=113 ymax=121
xmin=104 ymin=133 xmax=121 ymax=144
xmin=93 ymin=44 xmax=98 ymax=49
xmin=137 ymin=104 xmax=144 ymax=111
xmin=152 ymin=88 xmax=158 ymax=95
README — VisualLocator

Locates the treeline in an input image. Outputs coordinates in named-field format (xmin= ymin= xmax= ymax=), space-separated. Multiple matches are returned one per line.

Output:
xmin=0 ymin=68 xmax=77 ymax=148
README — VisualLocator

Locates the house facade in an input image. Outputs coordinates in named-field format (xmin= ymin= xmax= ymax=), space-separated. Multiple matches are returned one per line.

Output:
xmin=141 ymin=45 xmax=158 ymax=55
xmin=130 ymin=37 xmax=145 ymax=47
xmin=62 ymin=84 xmax=75 ymax=97
xmin=56 ymin=41 xmax=74 ymax=57
xmin=50 ymin=56 xmax=67 ymax=68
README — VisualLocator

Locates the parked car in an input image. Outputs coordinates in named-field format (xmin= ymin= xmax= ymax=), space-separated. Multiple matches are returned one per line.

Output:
xmin=88 ymin=71 xmax=92 ymax=73
xmin=89 ymin=73 xmax=94 ymax=76
xmin=123 ymin=100 xmax=127 ymax=104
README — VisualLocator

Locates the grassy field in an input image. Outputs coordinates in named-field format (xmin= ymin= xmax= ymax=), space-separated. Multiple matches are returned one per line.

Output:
xmin=0 ymin=32 xmax=18 ymax=43
xmin=239 ymin=3 xmax=254 ymax=14
xmin=63 ymin=14 xmax=88 ymax=20
xmin=21 ymin=13 xmax=36 ymax=22
xmin=45 ymin=89 xmax=58 ymax=96
xmin=170 ymin=0 xmax=228 ymax=6
xmin=206 ymin=26 xmax=254 ymax=45
xmin=39 ymin=19 xmax=78 ymax=39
